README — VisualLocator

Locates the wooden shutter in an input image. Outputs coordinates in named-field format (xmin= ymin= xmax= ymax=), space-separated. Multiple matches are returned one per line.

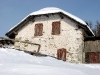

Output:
xmin=57 ymin=48 xmax=66 ymax=61
xmin=57 ymin=49 xmax=63 ymax=59
xmin=34 ymin=23 xmax=43 ymax=36
xmin=52 ymin=21 xmax=60 ymax=35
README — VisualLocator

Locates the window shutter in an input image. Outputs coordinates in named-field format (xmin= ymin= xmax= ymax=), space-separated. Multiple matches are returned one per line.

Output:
xmin=52 ymin=21 xmax=60 ymax=35
xmin=57 ymin=48 xmax=66 ymax=61
xmin=34 ymin=23 xmax=43 ymax=36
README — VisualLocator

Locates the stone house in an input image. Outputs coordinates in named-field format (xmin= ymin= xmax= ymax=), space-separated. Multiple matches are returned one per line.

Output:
xmin=6 ymin=7 xmax=95 ymax=63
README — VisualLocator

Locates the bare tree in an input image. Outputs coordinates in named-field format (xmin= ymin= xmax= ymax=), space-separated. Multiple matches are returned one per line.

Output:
xmin=96 ymin=21 xmax=100 ymax=37
xmin=86 ymin=21 xmax=100 ymax=37
xmin=86 ymin=21 xmax=93 ymax=29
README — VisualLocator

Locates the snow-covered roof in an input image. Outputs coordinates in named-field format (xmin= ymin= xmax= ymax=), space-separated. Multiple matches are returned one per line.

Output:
xmin=30 ymin=7 xmax=87 ymax=25
xmin=6 ymin=7 xmax=95 ymax=37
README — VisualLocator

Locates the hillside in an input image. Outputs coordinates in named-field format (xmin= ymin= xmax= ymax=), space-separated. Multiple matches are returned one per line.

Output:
xmin=0 ymin=48 xmax=100 ymax=75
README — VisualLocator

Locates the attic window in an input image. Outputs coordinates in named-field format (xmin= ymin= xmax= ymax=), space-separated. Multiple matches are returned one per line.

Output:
xmin=34 ymin=23 xmax=43 ymax=36
xmin=52 ymin=21 xmax=60 ymax=35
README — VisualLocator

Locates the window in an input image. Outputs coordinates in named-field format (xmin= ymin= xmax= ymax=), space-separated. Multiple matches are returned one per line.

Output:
xmin=34 ymin=23 xmax=43 ymax=36
xmin=52 ymin=21 xmax=60 ymax=35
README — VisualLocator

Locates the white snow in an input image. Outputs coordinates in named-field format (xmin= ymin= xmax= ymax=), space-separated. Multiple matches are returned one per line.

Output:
xmin=30 ymin=7 xmax=87 ymax=25
xmin=0 ymin=48 xmax=100 ymax=75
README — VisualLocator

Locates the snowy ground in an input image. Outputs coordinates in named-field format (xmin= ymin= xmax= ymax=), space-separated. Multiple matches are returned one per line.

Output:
xmin=0 ymin=48 xmax=100 ymax=75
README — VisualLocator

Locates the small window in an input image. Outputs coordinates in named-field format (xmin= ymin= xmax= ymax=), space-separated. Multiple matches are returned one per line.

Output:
xmin=34 ymin=23 xmax=43 ymax=36
xmin=52 ymin=21 xmax=60 ymax=35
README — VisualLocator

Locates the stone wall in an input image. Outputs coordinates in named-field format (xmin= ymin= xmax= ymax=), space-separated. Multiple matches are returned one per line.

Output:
xmin=14 ymin=14 xmax=84 ymax=63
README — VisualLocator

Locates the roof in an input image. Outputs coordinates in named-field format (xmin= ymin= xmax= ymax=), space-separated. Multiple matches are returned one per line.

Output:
xmin=6 ymin=7 xmax=95 ymax=38
xmin=30 ymin=7 xmax=87 ymax=25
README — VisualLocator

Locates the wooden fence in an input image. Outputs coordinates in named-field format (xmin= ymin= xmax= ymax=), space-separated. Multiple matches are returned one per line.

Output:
xmin=84 ymin=40 xmax=100 ymax=52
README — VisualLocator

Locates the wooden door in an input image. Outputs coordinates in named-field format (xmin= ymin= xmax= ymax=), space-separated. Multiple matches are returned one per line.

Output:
xmin=57 ymin=48 xmax=66 ymax=61
xmin=85 ymin=52 xmax=100 ymax=63
xmin=89 ymin=52 xmax=100 ymax=63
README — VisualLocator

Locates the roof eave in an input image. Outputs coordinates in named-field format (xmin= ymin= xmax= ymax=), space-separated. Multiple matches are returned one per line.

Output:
xmin=6 ymin=15 xmax=34 ymax=38
xmin=6 ymin=10 xmax=95 ymax=38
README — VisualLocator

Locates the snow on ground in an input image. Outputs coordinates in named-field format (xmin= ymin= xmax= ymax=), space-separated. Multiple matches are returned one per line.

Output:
xmin=0 ymin=48 xmax=100 ymax=75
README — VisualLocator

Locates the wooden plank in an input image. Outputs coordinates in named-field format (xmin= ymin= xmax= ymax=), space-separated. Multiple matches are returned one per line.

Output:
xmin=0 ymin=37 xmax=41 ymax=56
xmin=84 ymin=40 xmax=100 ymax=52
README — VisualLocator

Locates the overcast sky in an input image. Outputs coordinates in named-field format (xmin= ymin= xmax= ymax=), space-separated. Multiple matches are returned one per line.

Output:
xmin=0 ymin=0 xmax=100 ymax=37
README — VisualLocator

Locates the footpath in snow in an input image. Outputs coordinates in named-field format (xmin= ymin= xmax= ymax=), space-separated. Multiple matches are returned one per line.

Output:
xmin=0 ymin=48 xmax=100 ymax=75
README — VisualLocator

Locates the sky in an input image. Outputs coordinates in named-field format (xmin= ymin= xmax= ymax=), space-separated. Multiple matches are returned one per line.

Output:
xmin=0 ymin=0 xmax=100 ymax=37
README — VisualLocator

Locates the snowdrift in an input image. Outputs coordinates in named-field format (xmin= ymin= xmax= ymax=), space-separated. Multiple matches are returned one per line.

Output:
xmin=0 ymin=48 xmax=100 ymax=75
